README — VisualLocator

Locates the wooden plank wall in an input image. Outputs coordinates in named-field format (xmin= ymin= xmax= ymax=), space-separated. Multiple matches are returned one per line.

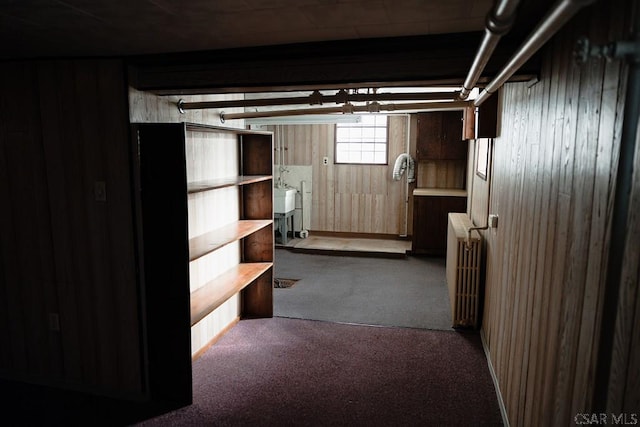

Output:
xmin=0 ymin=60 xmax=141 ymax=396
xmin=415 ymin=160 xmax=466 ymax=189
xmin=471 ymin=0 xmax=638 ymax=424
xmin=128 ymin=87 xmax=245 ymax=127
xmin=269 ymin=116 xmax=415 ymax=235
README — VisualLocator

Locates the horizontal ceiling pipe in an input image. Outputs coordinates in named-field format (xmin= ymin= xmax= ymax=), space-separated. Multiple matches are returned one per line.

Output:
xmin=459 ymin=0 xmax=521 ymax=100
xmin=177 ymin=90 xmax=459 ymax=111
xmin=474 ymin=0 xmax=597 ymax=106
xmin=220 ymin=101 xmax=471 ymax=121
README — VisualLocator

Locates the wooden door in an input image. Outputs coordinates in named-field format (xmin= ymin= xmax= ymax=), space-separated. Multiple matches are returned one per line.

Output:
xmin=412 ymin=195 xmax=467 ymax=255
xmin=440 ymin=111 xmax=467 ymax=160
xmin=416 ymin=112 xmax=443 ymax=160
xmin=416 ymin=111 xmax=466 ymax=161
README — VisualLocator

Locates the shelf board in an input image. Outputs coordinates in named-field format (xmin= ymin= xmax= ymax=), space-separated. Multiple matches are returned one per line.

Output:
xmin=187 ymin=175 xmax=272 ymax=194
xmin=189 ymin=219 xmax=272 ymax=262
xmin=190 ymin=262 xmax=272 ymax=326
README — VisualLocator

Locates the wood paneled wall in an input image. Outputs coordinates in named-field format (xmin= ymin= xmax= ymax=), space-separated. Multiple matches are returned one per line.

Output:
xmin=269 ymin=116 xmax=411 ymax=235
xmin=0 ymin=60 xmax=141 ymax=396
xmin=471 ymin=0 xmax=639 ymax=424
xmin=128 ymin=87 xmax=245 ymax=128
xmin=416 ymin=160 xmax=466 ymax=189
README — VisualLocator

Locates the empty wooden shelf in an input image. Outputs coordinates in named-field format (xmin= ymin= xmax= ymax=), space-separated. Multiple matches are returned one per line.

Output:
xmin=187 ymin=175 xmax=271 ymax=194
xmin=189 ymin=219 xmax=272 ymax=261
xmin=190 ymin=262 xmax=272 ymax=326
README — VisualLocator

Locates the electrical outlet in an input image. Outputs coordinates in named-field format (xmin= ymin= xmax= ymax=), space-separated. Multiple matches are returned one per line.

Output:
xmin=488 ymin=214 xmax=499 ymax=228
xmin=49 ymin=313 xmax=60 ymax=332
xmin=94 ymin=181 xmax=107 ymax=202
xmin=322 ymin=157 xmax=329 ymax=165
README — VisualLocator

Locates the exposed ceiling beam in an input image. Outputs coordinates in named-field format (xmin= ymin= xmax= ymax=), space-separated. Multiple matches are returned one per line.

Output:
xmin=128 ymin=33 xmax=541 ymax=95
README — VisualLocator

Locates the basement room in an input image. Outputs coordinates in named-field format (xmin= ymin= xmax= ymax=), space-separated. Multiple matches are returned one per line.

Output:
xmin=0 ymin=0 xmax=638 ymax=425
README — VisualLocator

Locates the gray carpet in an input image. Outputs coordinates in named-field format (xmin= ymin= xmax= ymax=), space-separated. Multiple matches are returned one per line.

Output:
xmin=274 ymin=249 xmax=453 ymax=330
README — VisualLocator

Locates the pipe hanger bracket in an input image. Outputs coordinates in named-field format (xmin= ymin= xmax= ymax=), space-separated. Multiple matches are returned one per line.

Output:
xmin=574 ymin=37 xmax=640 ymax=64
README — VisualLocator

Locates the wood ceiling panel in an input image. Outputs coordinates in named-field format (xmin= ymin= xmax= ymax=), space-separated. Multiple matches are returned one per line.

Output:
xmin=382 ymin=0 xmax=491 ymax=25
xmin=211 ymin=27 xmax=361 ymax=51
xmin=0 ymin=0 xmax=496 ymax=59
xmin=186 ymin=8 xmax=316 ymax=35
xmin=301 ymin=1 xmax=390 ymax=28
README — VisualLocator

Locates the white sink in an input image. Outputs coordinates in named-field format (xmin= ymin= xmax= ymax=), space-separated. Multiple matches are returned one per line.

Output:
xmin=274 ymin=187 xmax=296 ymax=214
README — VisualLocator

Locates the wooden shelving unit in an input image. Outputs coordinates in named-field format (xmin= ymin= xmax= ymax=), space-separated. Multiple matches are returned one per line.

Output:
xmin=132 ymin=122 xmax=274 ymax=406
xmin=413 ymin=112 xmax=468 ymax=256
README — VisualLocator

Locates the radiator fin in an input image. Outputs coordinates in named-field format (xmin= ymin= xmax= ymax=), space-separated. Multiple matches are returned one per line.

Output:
xmin=446 ymin=213 xmax=482 ymax=329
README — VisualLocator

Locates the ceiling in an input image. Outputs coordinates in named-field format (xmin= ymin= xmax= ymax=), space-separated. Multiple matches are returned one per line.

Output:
xmin=0 ymin=0 xmax=495 ymax=59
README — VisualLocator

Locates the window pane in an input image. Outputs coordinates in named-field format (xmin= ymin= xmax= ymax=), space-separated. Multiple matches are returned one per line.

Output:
xmin=348 ymin=142 xmax=360 ymax=151
xmin=374 ymin=128 xmax=387 ymax=141
xmin=362 ymin=128 xmax=375 ymax=140
xmin=362 ymin=151 xmax=375 ymax=163
xmin=336 ymin=128 xmax=350 ymax=141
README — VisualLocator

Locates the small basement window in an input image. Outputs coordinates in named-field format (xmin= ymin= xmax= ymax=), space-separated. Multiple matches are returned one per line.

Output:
xmin=335 ymin=115 xmax=388 ymax=164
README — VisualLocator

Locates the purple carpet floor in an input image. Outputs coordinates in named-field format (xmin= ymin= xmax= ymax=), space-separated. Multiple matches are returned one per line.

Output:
xmin=138 ymin=317 xmax=503 ymax=426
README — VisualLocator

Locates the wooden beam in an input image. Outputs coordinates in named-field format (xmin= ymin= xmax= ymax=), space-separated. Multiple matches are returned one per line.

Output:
xmin=128 ymin=33 xmax=541 ymax=94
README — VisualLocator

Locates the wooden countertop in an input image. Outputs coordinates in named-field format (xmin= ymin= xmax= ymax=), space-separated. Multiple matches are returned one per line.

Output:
xmin=413 ymin=188 xmax=467 ymax=197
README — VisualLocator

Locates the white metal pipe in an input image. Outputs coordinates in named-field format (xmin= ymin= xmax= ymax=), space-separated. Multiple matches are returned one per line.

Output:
xmin=221 ymin=101 xmax=471 ymax=121
xmin=459 ymin=0 xmax=521 ymax=100
xmin=474 ymin=0 xmax=596 ymax=106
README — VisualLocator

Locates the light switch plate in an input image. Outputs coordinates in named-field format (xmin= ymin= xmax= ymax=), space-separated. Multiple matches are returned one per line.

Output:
xmin=94 ymin=181 xmax=107 ymax=202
